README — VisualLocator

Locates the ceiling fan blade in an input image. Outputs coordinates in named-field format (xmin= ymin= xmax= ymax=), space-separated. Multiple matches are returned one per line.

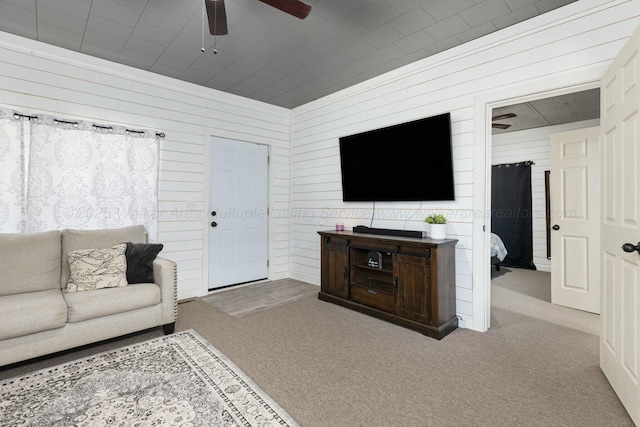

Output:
xmin=259 ymin=0 xmax=311 ymax=19
xmin=205 ymin=0 xmax=228 ymax=35
xmin=491 ymin=113 xmax=517 ymax=121
xmin=492 ymin=123 xmax=511 ymax=129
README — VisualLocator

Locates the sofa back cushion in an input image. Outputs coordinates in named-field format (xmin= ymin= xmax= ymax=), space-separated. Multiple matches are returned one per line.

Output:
xmin=0 ymin=230 xmax=62 ymax=296
xmin=60 ymin=225 xmax=147 ymax=288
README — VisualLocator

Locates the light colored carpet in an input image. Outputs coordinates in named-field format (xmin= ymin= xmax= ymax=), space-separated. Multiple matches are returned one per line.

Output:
xmin=491 ymin=266 xmax=599 ymax=335
xmin=1 ymin=270 xmax=631 ymax=426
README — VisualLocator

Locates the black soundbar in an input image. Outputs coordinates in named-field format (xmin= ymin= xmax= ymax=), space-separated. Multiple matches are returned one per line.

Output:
xmin=352 ymin=226 xmax=424 ymax=238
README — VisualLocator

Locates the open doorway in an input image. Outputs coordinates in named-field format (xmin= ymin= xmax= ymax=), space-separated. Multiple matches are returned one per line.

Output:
xmin=491 ymin=89 xmax=600 ymax=271
xmin=488 ymin=89 xmax=600 ymax=322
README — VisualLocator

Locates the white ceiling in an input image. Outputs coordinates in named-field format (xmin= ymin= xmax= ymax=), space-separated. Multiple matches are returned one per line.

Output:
xmin=0 ymin=0 xmax=580 ymax=109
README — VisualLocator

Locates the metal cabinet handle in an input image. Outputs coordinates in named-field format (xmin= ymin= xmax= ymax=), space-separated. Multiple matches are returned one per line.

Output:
xmin=552 ymin=225 xmax=560 ymax=230
xmin=211 ymin=221 xmax=217 ymax=227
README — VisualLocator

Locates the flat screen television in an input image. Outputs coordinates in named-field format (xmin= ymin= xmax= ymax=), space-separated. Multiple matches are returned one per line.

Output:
xmin=339 ymin=112 xmax=455 ymax=202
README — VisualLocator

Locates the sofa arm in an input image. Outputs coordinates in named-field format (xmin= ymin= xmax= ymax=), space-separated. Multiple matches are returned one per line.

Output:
xmin=153 ymin=256 xmax=178 ymax=325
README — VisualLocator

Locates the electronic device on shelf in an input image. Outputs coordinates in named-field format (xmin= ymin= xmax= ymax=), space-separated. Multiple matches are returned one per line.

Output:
xmin=366 ymin=250 xmax=382 ymax=269
xmin=353 ymin=225 xmax=424 ymax=238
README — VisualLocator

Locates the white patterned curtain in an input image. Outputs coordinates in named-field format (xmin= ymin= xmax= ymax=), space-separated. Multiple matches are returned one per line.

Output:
xmin=25 ymin=117 xmax=159 ymax=240
xmin=0 ymin=111 xmax=26 ymax=233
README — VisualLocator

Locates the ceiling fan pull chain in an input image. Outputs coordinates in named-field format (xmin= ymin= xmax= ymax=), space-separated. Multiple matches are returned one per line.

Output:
xmin=213 ymin=1 xmax=218 ymax=54
xmin=201 ymin=0 xmax=206 ymax=52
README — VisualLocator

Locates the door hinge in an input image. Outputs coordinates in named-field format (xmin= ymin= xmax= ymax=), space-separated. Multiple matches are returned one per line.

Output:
xmin=483 ymin=225 xmax=486 ymax=232
xmin=267 ymin=259 xmax=269 ymax=267
xmin=425 ymin=248 xmax=431 ymax=268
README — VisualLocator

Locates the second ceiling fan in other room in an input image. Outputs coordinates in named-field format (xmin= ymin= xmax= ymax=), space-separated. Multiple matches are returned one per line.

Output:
xmin=492 ymin=113 xmax=517 ymax=130
xmin=205 ymin=0 xmax=312 ymax=36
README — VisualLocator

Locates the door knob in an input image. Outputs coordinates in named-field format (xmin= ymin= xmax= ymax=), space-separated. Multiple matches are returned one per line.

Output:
xmin=211 ymin=221 xmax=217 ymax=227
xmin=622 ymin=242 xmax=640 ymax=255
xmin=552 ymin=225 xmax=560 ymax=230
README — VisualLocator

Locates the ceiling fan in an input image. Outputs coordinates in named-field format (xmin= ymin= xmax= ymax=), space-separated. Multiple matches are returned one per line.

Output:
xmin=205 ymin=0 xmax=312 ymax=36
xmin=492 ymin=113 xmax=517 ymax=129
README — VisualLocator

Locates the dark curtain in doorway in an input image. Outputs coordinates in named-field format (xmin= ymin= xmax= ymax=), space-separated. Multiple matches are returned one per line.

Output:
xmin=491 ymin=161 xmax=536 ymax=270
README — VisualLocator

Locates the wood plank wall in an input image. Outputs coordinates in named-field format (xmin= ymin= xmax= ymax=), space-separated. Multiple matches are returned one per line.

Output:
xmin=288 ymin=0 xmax=639 ymax=328
xmin=0 ymin=32 xmax=292 ymax=300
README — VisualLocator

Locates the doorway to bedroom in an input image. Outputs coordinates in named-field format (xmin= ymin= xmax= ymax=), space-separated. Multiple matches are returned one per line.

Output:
xmin=489 ymin=88 xmax=600 ymax=316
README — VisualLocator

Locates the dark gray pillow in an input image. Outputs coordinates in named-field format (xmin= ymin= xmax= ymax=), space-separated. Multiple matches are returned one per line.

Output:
xmin=125 ymin=242 xmax=164 ymax=284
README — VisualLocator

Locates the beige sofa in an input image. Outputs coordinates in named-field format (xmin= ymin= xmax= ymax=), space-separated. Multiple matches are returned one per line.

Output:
xmin=0 ymin=225 xmax=177 ymax=367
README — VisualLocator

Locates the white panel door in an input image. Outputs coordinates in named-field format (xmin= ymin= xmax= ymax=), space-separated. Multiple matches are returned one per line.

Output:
xmin=209 ymin=137 xmax=268 ymax=289
xmin=550 ymin=127 xmax=601 ymax=314
xmin=599 ymin=25 xmax=640 ymax=425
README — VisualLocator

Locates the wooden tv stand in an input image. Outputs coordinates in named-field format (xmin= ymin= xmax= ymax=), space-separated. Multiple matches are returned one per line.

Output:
xmin=318 ymin=230 xmax=458 ymax=340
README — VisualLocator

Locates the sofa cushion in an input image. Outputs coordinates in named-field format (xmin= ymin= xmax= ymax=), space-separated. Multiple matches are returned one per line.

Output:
xmin=0 ymin=230 xmax=62 ymax=296
xmin=0 ymin=289 xmax=67 ymax=340
xmin=60 ymin=225 xmax=146 ymax=288
xmin=66 ymin=243 xmax=128 ymax=292
xmin=126 ymin=242 xmax=164 ymax=284
xmin=64 ymin=283 xmax=161 ymax=323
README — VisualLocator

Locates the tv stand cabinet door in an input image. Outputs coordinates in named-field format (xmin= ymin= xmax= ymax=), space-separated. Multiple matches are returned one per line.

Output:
xmin=395 ymin=253 xmax=431 ymax=324
xmin=321 ymin=236 xmax=349 ymax=299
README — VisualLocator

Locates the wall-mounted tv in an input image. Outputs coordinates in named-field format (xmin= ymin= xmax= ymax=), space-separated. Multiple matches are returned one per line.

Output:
xmin=339 ymin=112 xmax=455 ymax=202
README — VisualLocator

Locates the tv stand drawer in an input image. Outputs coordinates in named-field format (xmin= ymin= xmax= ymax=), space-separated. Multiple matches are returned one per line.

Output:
xmin=351 ymin=282 xmax=394 ymax=312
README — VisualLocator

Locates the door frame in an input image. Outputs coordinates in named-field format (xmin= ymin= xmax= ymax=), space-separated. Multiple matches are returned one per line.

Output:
xmin=202 ymin=133 xmax=272 ymax=296
xmin=471 ymin=68 xmax=605 ymax=332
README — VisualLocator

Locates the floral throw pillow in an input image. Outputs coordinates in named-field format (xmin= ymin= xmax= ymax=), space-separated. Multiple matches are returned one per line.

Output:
xmin=65 ymin=243 xmax=128 ymax=292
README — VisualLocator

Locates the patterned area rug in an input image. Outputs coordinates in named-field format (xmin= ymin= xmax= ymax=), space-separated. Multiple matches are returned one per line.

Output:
xmin=1 ymin=330 xmax=299 ymax=426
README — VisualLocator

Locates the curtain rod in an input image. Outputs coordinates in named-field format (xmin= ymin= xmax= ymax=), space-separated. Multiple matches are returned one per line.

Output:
xmin=492 ymin=160 xmax=535 ymax=168
xmin=125 ymin=128 xmax=166 ymax=138
xmin=12 ymin=110 xmax=166 ymax=138
xmin=13 ymin=113 xmax=38 ymax=121
xmin=54 ymin=118 xmax=79 ymax=127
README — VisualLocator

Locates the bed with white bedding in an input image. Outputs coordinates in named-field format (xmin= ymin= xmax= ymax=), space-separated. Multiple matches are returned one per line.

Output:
xmin=490 ymin=233 xmax=508 ymax=271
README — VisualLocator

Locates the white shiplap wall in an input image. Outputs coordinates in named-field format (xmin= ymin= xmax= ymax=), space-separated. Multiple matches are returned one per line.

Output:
xmin=288 ymin=0 xmax=639 ymax=330
xmin=0 ymin=32 xmax=291 ymax=300
xmin=491 ymin=119 xmax=600 ymax=272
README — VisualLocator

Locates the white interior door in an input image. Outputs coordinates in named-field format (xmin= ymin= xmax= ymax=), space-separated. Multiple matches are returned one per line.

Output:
xmin=599 ymin=25 xmax=640 ymax=425
xmin=550 ymin=127 xmax=601 ymax=314
xmin=209 ymin=137 xmax=268 ymax=289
